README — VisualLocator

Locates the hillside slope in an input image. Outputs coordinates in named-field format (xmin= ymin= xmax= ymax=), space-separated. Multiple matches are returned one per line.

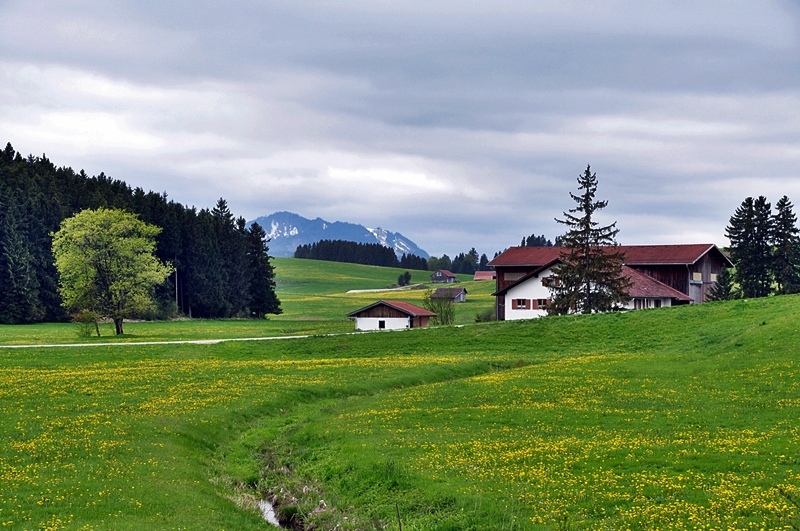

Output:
xmin=223 ymin=295 xmax=800 ymax=530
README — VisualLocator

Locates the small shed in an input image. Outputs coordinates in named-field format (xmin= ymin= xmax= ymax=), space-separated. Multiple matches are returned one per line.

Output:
xmin=431 ymin=269 xmax=458 ymax=283
xmin=431 ymin=287 xmax=468 ymax=303
xmin=347 ymin=300 xmax=436 ymax=331
xmin=473 ymin=271 xmax=496 ymax=281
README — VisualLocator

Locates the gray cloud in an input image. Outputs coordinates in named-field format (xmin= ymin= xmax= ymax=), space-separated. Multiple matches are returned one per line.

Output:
xmin=2 ymin=0 xmax=800 ymax=256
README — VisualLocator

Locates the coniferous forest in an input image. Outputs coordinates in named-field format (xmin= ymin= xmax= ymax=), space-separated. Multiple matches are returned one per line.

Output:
xmin=0 ymin=143 xmax=280 ymax=323
xmin=295 ymin=239 xmax=429 ymax=270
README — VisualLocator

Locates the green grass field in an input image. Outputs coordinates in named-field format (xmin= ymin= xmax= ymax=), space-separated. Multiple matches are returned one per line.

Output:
xmin=271 ymin=257 xmax=496 ymax=323
xmin=1 ymin=259 xmax=799 ymax=530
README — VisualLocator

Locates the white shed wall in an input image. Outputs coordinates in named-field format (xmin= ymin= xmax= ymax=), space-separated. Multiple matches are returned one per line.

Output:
xmin=623 ymin=298 xmax=673 ymax=310
xmin=354 ymin=317 xmax=410 ymax=331
xmin=505 ymin=268 xmax=555 ymax=320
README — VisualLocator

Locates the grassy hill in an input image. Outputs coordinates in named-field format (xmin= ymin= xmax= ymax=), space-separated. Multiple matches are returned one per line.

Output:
xmin=272 ymin=257 xmax=496 ymax=323
xmin=1 ymin=293 xmax=799 ymax=529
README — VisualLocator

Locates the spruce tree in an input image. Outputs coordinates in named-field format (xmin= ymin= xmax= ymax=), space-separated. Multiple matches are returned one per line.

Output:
xmin=549 ymin=165 xmax=631 ymax=315
xmin=772 ymin=195 xmax=800 ymax=295
xmin=726 ymin=196 xmax=773 ymax=298
xmin=246 ymin=222 xmax=281 ymax=318
xmin=707 ymin=267 xmax=736 ymax=301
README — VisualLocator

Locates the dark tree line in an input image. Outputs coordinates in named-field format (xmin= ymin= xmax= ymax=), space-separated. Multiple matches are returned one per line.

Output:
xmin=294 ymin=239 xmax=427 ymax=269
xmin=427 ymin=248 xmax=491 ymax=275
xmin=520 ymin=233 xmax=560 ymax=247
xmin=0 ymin=143 xmax=280 ymax=323
xmin=717 ymin=195 xmax=800 ymax=300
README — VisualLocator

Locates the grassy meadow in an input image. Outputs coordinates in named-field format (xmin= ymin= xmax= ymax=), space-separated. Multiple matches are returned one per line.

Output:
xmin=1 ymin=258 xmax=799 ymax=530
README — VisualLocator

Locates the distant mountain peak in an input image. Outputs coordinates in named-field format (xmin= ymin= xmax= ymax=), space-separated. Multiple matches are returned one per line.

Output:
xmin=248 ymin=212 xmax=429 ymax=259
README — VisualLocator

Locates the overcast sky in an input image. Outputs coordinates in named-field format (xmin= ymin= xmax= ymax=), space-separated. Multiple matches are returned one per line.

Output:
xmin=2 ymin=1 xmax=800 ymax=257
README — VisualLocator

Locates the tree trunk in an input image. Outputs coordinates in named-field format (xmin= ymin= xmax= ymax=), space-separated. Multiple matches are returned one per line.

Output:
xmin=114 ymin=318 xmax=124 ymax=335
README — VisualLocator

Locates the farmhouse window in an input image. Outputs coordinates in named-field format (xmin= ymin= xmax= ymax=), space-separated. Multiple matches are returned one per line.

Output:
xmin=513 ymin=299 xmax=529 ymax=309
xmin=710 ymin=273 xmax=718 ymax=282
xmin=692 ymin=272 xmax=702 ymax=282
xmin=505 ymin=272 xmax=526 ymax=282
xmin=538 ymin=299 xmax=549 ymax=308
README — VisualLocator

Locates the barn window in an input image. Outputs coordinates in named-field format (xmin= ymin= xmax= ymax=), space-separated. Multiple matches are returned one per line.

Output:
xmin=378 ymin=320 xmax=386 ymax=329
xmin=692 ymin=272 xmax=702 ymax=281
xmin=654 ymin=300 xmax=662 ymax=308
xmin=710 ymin=273 xmax=718 ymax=282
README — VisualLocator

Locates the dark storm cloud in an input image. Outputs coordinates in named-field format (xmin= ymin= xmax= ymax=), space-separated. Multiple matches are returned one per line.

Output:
xmin=2 ymin=0 xmax=800 ymax=255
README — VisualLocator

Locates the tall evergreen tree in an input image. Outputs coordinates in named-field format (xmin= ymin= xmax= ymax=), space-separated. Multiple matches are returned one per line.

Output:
xmin=772 ymin=195 xmax=800 ymax=295
xmin=707 ymin=267 xmax=736 ymax=301
xmin=549 ymin=165 xmax=631 ymax=315
xmin=726 ymin=196 xmax=773 ymax=298
xmin=0 ymin=198 xmax=44 ymax=323
xmin=246 ymin=222 xmax=281 ymax=318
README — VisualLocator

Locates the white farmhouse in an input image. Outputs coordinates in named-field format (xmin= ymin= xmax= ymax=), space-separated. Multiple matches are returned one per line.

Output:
xmin=492 ymin=260 xmax=693 ymax=320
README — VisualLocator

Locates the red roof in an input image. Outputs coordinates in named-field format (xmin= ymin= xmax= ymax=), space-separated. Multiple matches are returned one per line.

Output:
xmin=473 ymin=271 xmax=496 ymax=281
xmin=432 ymin=269 xmax=457 ymax=278
xmin=431 ymin=287 xmax=467 ymax=299
xmin=347 ymin=300 xmax=437 ymax=318
xmin=623 ymin=266 xmax=692 ymax=301
xmin=492 ymin=260 xmax=692 ymax=302
xmin=489 ymin=244 xmax=732 ymax=268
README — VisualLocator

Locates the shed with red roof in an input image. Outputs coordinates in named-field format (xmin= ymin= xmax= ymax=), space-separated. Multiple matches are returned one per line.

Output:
xmin=347 ymin=300 xmax=436 ymax=330
xmin=430 ymin=269 xmax=458 ymax=283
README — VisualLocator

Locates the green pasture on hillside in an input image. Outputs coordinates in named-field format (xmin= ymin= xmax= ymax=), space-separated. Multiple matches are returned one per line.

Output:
xmin=2 ymin=294 xmax=800 ymax=530
xmin=271 ymin=257 xmax=496 ymax=323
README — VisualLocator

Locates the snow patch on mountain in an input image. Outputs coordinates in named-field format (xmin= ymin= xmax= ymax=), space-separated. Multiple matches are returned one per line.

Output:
xmin=248 ymin=212 xmax=429 ymax=259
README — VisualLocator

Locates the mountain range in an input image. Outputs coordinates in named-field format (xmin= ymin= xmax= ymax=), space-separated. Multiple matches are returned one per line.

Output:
xmin=247 ymin=211 xmax=429 ymax=259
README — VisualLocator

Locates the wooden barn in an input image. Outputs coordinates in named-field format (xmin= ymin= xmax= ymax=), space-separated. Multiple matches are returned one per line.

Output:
xmin=431 ymin=287 xmax=468 ymax=303
xmin=347 ymin=300 xmax=436 ymax=331
xmin=430 ymin=269 xmax=458 ymax=283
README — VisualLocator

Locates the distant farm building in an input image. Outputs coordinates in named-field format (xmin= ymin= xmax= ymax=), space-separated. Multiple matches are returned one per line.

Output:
xmin=347 ymin=300 xmax=436 ymax=331
xmin=489 ymin=244 xmax=732 ymax=320
xmin=430 ymin=270 xmax=458 ymax=283
xmin=431 ymin=287 xmax=468 ymax=303
xmin=473 ymin=271 xmax=496 ymax=281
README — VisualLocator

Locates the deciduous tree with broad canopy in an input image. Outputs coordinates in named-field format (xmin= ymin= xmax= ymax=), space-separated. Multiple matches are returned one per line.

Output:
xmin=52 ymin=208 xmax=173 ymax=335
xmin=548 ymin=165 xmax=631 ymax=315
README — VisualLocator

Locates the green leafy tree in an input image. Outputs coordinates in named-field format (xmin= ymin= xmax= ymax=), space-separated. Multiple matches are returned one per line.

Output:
xmin=772 ymin=195 xmax=800 ymax=295
xmin=397 ymin=271 xmax=412 ymax=286
xmin=549 ymin=165 xmax=631 ymax=315
xmin=51 ymin=208 xmax=173 ymax=335
xmin=427 ymin=254 xmax=452 ymax=272
xmin=707 ymin=267 xmax=736 ymax=301
xmin=422 ymin=288 xmax=455 ymax=325
xmin=726 ymin=196 xmax=773 ymax=298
